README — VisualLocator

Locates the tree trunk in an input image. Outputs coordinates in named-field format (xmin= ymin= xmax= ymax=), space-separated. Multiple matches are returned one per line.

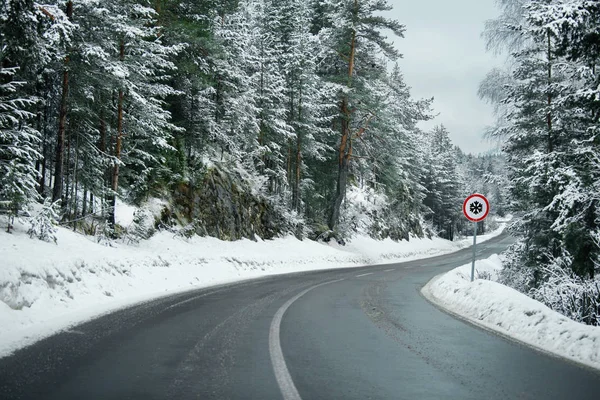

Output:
xmin=39 ymin=102 xmax=49 ymax=197
xmin=72 ymin=133 xmax=80 ymax=230
xmin=109 ymin=39 xmax=125 ymax=229
xmin=293 ymin=87 xmax=303 ymax=212
xmin=35 ymin=109 xmax=42 ymax=174
xmin=52 ymin=60 xmax=69 ymax=203
xmin=329 ymin=98 xmax=352 ymax=230
xmin=330 ymin=144 xmax=350 ymax=229
xmin=288 ymin=70 xmax=295 ymax=190
xmin=294 ymin=133 xmax=302 ymax=211
xmin=82 ymin=186 xmax=87 ymax=218
xmin=329 ymin=9 xmax=357 ymax=230
xmin=258 ymin=53 xmax=266 ymax=174
xmin=65 ymin=128 xmax=72 ymax=216
xmin=547 ymin=29 xmax=553 ymax=153
xmin=98 ymin=102 xmax=107 ymax=203
xmin=51 ymin=1 xmax=73 ymax=203
xmin=108 ymin=89 xmax=124 ymax=228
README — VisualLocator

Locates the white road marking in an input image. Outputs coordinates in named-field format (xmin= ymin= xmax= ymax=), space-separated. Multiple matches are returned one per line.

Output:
xmin=355 ymin=272 xmax=374 ymax=277
xmin=384 ymin=269 xmax=395 ymax=272
xmin=269 ymin=279 xmax=344 ymax=400
xmin=165 ymin=288 xmax=226 ymax=310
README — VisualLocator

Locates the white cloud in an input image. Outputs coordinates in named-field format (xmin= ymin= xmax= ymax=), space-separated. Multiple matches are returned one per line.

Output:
xmin=387 ymin=0 xmax=504 ymax=154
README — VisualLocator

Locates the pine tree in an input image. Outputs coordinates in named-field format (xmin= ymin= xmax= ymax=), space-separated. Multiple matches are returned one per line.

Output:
xmin=481 ymin=0 xmax=600 ymax=283
xmin=271 ymin=0 xmax=337 ymax=213
xmin=0 ymin=0 xmax=451 ymax=245
xmin=63 ymin=0 xmax=180 ymax=227
xmin=0 ymin=0 xmax=51 ymax=216
xmin=314 ymin=0 xmax=406 ymax=231
xmin=421 ymin=125 xmax=460 ymax=239
xmin=0 ymin=67 xmax=39 ymax=216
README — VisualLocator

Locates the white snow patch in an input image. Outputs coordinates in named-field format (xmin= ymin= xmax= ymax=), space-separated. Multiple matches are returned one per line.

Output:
xmin=114 ymin=198 xmax=137 ymax=227
xmin=423 ymin=255 xmax=600 ymax=371
xmin=495 ymin=214 xmax=513 ymax=223
xmin=336 ymin=225 xmax=505 ymax=263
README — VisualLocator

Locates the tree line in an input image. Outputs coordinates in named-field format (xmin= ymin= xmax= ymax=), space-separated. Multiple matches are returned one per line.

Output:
xmin=1 ymin=0 xmax=503 ymax=242
xmin=481 ymin=0 xmax=600 ymax=324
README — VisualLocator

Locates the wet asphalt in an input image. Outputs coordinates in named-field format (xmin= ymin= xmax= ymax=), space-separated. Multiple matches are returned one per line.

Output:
xmin=1 ymin=233 xmax=599 ymax=399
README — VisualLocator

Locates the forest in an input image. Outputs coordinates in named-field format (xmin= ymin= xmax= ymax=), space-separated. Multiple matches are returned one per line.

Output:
xmin=480 ymin=0 xmax=600 ymax=325
xmin=0 ymin=0 xmax=507 ymax=244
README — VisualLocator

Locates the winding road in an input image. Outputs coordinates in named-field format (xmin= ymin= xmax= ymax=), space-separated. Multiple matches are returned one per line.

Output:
xmin=1 ymin=233 xmax=599 ymax=399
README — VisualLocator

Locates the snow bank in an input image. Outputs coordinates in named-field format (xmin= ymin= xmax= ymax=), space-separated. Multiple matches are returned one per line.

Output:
xmin=0 ymin=218 xmax=504 ymax=357
xmin=337 ymin=226 xmax=504 ymax=263
xmin=423 ymin=255 xmax=600 ymax=371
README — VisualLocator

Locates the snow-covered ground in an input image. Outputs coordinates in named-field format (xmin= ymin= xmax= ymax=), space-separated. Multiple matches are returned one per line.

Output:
xmin=422 ymin=255 xmax=600 ymax=371
xmin=0 ymin=214 xmax=504 ymax=358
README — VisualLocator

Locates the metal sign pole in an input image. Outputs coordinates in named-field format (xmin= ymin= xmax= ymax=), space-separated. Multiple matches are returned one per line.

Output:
xmin=470 ymin=222 xmax=477 ymax=282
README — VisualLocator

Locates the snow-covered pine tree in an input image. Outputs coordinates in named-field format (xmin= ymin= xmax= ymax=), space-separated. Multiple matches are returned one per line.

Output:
xmin=0 ymin=0 xmax=443 ymax=245
xmin=270 ymin=0 xmax=337 ymax=215
xmin=421 ymin=125 xmax=460 ymax=240
xmin=374 ymin=65 xmax=432 ymax=239
xmin=50 ymin=0 xmax=74 ymax=204
xmin=313 ymin=0 xmax=406 ymax=232
xmin=153 ymin=0 xmax=216 ymax=182
xmin=0 ymin=67 xmax=39 ymax=224
xmin=0 ymin=0 xmax=52 ymax=221
xmin=337 ymin=63 xmax=432 ymax=240
xmin=65 ymin=0 xmax=180 ymax=228
xmin=27 ymin=198 xmax=60 ymax=243
xmin=481 ymin=0 xmax=600 ymax=291
xmin=525 ymin=0 xmax=600 ymax=280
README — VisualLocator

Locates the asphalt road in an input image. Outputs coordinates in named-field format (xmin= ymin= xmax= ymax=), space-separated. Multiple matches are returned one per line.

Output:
xmin=1 ymin=233 xmax=599 ymax=399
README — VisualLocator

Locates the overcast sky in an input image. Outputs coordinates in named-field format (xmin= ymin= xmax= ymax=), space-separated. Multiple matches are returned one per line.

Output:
xmin=386 ymin=0 xmax=503 ymax=154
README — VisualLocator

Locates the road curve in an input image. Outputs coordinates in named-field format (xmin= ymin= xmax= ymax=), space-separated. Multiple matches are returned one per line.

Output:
xmin=1 ymin=233 xmax=599 ymax=399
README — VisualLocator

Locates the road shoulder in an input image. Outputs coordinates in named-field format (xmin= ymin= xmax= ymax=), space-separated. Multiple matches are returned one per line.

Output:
xmin=421 ymin=255 xmax=600 ymax=373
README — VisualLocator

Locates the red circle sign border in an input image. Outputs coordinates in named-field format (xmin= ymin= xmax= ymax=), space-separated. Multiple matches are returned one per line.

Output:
xmin=463 ymin=193 xmax=490 ymax=223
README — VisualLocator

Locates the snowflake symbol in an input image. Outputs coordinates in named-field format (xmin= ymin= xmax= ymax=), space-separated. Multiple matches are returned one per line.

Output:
xmin=470 ymin=201 xmax=483 ymax=215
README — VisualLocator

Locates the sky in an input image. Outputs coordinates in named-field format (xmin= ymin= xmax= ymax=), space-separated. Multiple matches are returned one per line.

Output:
xmin=386 ymin=0 xmax=504 ymax=154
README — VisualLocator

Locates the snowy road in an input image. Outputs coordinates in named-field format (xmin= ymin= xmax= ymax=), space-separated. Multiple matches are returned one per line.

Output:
xmin=1 ymin=233 xmax=600 ymax=399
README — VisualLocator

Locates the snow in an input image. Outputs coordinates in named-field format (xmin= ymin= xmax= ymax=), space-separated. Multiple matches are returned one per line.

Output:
xmin=334 ymin=227 xmax=504 ymax=263
xmin=422 ymin=255 xmax=600 ymax=371
xmin=114 ymin=198 xmax=137 ymax=227
xmin=0 ymin=214 xmax=505 ymax=358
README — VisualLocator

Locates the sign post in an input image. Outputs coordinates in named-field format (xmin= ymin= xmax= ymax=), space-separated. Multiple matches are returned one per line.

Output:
xmin=463 ymin=194 xmax=490 ymax=282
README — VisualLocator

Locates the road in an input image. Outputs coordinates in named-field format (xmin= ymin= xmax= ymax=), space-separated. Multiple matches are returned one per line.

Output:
xmin=1 ymin=233 xmax=599 ymax=399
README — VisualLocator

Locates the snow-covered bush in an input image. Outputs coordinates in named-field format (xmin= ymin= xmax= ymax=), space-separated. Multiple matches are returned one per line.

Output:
xmin=96 ymin=223 xmax=116 ymax=247
xmin=278 ymin=207 xmax=309 ymax=239
xmin=339 ymin=185 xmax=389 ymax=239
xmin=335 ymin=184 xmax=425 ymax=241
xmin=26 ymin=199 xmax=59 ymax=243
xmin=125 ymin=208 xmax=156 ymax=244
xmin=171 ymin=221 xmax=198 ymax=240
xmin=499 ymin=241 xmax=600 ymax=326
xmin=476 ymin=270 xmax=493 ymax=281
xmin=531 ymin=258 xmax=600 ymax=326
xmin=498 ymin=241 xmax=535 ymax=294
xmin=484 ymin=217 xmax=500 ymax=233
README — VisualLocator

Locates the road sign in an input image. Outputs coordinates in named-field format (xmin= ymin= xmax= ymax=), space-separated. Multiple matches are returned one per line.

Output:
xmin=463 ymin=194 xmax=490 ymax=282
xmin=463 ymin=193 xmax=490 ymax=223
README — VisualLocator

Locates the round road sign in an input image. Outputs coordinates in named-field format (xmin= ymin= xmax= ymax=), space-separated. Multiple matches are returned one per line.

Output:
xmin=463 ymin=194 xmax=490 ymax=223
